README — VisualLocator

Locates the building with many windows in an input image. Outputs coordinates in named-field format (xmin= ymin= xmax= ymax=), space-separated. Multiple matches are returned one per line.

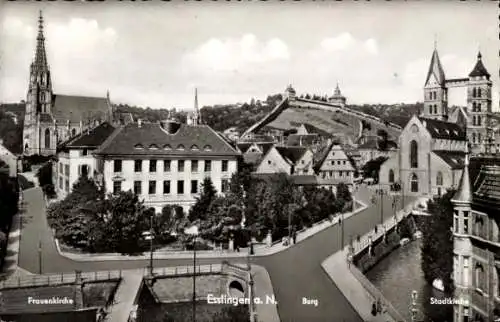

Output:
xmin=93 ymin=119 xmax=240 ymax=213
xmin=452 ymin=151 xmax=500 ymax=322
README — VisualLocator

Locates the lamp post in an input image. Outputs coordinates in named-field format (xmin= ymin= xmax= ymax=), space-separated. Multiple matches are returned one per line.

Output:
xmin=142 ymin=215 xmax=155 ymax=276
xmin=38 ymin=238 xmax=42 ymax=274
xmin=184 ymin=225 xmax=199 ymax=322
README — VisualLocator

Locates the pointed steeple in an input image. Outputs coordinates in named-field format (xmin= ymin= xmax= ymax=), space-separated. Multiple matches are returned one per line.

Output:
xmin=424 ymin=47 xmax=446 ymax=86
xmin=34 ymin=10 xmax=48 ymax=69
xmin=334 ymin=82 xmax=341 ymax=96
xmin=453 ymin=142 xmax=472 ymax=203
xmin=468 ymin=51 xmax=490 ymax=79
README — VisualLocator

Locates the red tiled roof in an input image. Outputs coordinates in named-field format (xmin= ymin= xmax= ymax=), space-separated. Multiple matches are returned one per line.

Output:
xmin=94 ymin=122 xmax=240 ymax=157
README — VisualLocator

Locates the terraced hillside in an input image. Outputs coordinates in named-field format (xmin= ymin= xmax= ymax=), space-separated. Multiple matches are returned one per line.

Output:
xmin=243 ymin=97 xmax=403 ymax=142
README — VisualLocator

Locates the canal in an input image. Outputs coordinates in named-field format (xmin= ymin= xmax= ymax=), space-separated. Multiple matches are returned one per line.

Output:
xmin=365 ymin=239 xmax=453 ymax=322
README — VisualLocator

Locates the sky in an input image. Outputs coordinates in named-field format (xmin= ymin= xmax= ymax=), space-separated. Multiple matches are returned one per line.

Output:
xmin=0 ymin=1 xmax=498 ymax=112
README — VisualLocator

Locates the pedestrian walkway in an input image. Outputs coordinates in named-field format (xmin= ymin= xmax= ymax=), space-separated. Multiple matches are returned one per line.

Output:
xmin=106 ymin=269 xmax=143 ymax=322
xmin=321 ymin=196 xmax=427 ymax=322
xmin=322 ymin=248 xmax=400 ymax=322
xmin=251 ymin=265 xmax=280 ymax=322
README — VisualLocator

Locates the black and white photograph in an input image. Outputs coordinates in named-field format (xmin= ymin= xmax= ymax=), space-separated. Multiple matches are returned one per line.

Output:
xmin=0 ymin=1 xmax=498 ymax=322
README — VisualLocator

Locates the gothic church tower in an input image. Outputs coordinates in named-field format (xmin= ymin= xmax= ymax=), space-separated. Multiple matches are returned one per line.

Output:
xmin=23 ymin=11 xmax=53 ymax=155
xmin=467 ymin=52 xmax=492 ymax=153
xmin=423 ymin=45 xmax=448 ymax=121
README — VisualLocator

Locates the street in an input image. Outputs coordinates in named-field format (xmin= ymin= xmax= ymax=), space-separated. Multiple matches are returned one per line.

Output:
xmin=17 ymin=185 xmax=412 ymax=322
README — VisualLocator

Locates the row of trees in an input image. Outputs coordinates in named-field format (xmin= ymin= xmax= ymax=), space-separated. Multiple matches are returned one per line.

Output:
xmin=188 ymin=172 xmax=353 ymax=244
xmin=49 ymin=167 xmax=353 ymax=254
xmin=36 ymin=162 xmax=56 ymax=198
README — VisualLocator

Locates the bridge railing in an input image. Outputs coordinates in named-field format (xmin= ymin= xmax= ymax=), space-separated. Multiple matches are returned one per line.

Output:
xmin=144 ymin=264 xmax=223 ymax=277
xmin=0 ymin=270 xmax=122 ymax=289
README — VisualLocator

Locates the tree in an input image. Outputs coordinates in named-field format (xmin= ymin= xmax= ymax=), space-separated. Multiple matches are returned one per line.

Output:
xmin=102 ymin=191 xmax=149 ymax=254
xmin=421 ymin=189 xmax=455 ymax=294
xmin=188 ymin=177 xmax=217 ymax=222
xmin=36 ymin=162 xmax=56 ymax=198
xmin=377 ymin=129 xmax=389 ymax=151
xmin=336 ymin=183 xmax=353 ymax=212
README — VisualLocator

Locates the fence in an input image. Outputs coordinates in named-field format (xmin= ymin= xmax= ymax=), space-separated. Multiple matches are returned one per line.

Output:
xmin=348 ymin=263 xmax=407 ymax=322
xmin=144 ymin=264 xmax=223 ymax=277
xmin=0 ymin=270 xmax=122 ymax=289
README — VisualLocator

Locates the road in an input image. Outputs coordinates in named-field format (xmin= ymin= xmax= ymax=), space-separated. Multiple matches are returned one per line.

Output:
xmin=18 ymin=185 xmax=413 ymax=322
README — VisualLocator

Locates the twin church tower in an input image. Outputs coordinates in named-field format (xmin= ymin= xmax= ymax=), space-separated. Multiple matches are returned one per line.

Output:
xmin=422 ymin=45 xmax=493 ymax=154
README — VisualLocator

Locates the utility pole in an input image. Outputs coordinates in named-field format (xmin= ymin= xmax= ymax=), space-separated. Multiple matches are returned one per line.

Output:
xmin=38 ymin=239 xmax=42 ymax=274
xmin=341 ymin=210 xmax=345 ymax=249
xmin=149 ymin=215 xmax=154 ymax=276
xmin=192 ymin=234 xmax=197 ymax=322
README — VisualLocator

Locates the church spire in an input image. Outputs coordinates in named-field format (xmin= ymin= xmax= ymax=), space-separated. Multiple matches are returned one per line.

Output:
xmin=34 ymin=10 xmax=48 ymax=69
xmin=452 ymin=142 xmax=472 ymax=204
xmin=424 ymin=45 xmax=446 ymax=86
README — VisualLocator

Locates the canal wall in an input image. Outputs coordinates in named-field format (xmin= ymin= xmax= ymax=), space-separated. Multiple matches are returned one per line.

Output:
xmin=353 ymin=215 xmax=418 ymax=273
xmin=322 ymin=197 xmax=427 ymax=322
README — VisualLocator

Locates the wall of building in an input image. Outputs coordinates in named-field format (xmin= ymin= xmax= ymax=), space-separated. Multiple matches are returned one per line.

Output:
xmin=255 ymin=148 xmax=291 ymax=174
xmin=102 ymin=157 xmax=237 ymax=213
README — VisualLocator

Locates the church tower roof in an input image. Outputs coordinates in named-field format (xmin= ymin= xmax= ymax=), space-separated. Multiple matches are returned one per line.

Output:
xmin=453 ymin=142 xmax=471 ymax=203
xmin=333 ymin=82 xmax=342 ymax=97
xmin=425 ymin=48 xmax=446 ymax=86
xmin=468 ymin=51 xmax=490 ymax=79
xmin=33 ymin=10 xmax=48 ymax=69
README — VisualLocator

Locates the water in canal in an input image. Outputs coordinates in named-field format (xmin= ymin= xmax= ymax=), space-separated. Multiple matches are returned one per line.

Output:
xmin=365 ymin=239 xmax=453 ymax=322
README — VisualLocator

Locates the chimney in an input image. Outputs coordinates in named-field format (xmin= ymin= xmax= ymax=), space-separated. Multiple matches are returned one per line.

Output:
xmin=138 ymin=119 xmax=142 ymax=128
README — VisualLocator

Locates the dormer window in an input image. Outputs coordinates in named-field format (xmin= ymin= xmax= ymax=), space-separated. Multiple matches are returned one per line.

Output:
xmin=203 ymin=145 xmax=212 ymax=151
xmin=149 ymin=144 xmax=159 ymax=150
xmin=163 ymin=144 xmax=172 ymax=150
xmin=134 ymin=144 xmax=144 ymax=149
xmin=191 ymin=145 xmax=199 ymax=151
xmin=177 ymin=144 xmax=185 ymax=150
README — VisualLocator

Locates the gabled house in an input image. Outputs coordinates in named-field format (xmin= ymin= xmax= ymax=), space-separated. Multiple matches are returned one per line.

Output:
xmin=313 ymin=143 xmax=356 ymax=186
xmin=255 ymin=146 xmax=314 ymax=176
xmin=237 ymin=142 xmax=274 ymax=167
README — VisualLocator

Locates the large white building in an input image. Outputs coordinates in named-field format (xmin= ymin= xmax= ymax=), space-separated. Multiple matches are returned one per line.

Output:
xmin=93 ymin=119 xmax=240 ymax=213
xmin=55 ymin=122 xmax=116 ymax=198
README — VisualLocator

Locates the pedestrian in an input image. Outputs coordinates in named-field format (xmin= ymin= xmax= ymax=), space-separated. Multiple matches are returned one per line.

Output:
xmin=292 ymin=229 xmax=297 ymax=244
xmin=371 ymin=302 xmax=377 ymax=316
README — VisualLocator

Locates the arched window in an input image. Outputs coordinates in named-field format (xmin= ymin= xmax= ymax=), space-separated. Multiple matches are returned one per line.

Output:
xmin=472 ymin=132 xmax=477 ymax=143
xmin=477 ymin=115 xmax=482 ymax=126
xmin=44 ymin=128 xmax=50 ymax=149
xmin=478 ymin=133 xmax=482 ymax=144
xmin=71 ymin=128 xmax=76 ymax=137
xmin=477 ymin=103 xmax=481 ymax=112
xmin=472 ymin=102 xmax=477 ymax=112
xmin=436 ymin=171 xmax=443 ymax=186
xmin=388 ymin=169 xmax=395 ymax=183
xmin=410 ymin=173 xmax=419 ymax=192
xmin=478 ymin=88 xmax=482 ymax=97
xmin=472 ymin=88 xmax=477 ymax=98
xmin=410 ymin=140 xmax=418 ymax=168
